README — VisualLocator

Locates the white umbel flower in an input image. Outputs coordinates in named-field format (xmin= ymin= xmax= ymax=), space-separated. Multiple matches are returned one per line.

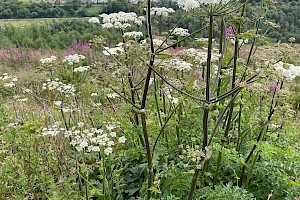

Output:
xmin=150 ymin=7 xmax=175 ymax=16
xmin=273 ymin=61 xmax=300 ymax=81
xmin=40 ymin=56 xmax=57 ymax=64
xmin=118 ymin=136 xmax=127 ymax=143
xmin=123 ymin=31 xmax=143 ymax=39
xmin=163 ymin=58 xmax=193 ymax=72
xmin=100 ymin=12 xmax=145 ymax=29
xmin=63 ymin=54 xmax=85 ymax=65
xmin=102 ymin=47 xmax=124 ymax=56
xmin=74 ymin=66 xmax=91 ymax=72
xmin=177 ymin=0 xmax=232 ymax=10
xmin=171 ymin=27 xmax=190 ymax=37
xmin=88 ymin=17 xmax=100 ymax=24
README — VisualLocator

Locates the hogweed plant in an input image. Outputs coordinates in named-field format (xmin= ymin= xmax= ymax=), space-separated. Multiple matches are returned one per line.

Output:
xmin=1 ymin=0 xmax=300 ymax=199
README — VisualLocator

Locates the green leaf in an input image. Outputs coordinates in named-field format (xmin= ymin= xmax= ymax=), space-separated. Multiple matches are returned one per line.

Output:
xmin=157 ymin=53 xmax=172 ymax=59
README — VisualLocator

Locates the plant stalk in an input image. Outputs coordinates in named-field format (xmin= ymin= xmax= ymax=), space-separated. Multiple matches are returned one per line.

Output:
xmin=187 ymin=14 xmax=214 ymax=200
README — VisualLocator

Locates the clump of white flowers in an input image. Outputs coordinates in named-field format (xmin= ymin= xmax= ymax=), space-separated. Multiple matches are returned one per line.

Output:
xmin=150 ymin=7 xmax=175 ymax=16
xmin=88 ymin=17 xmax=100 ymax=24
xmin=107 ymin=93 xmax=120 ymax=99
xmin=273 ymin=61 xmax=300 ymax=81
xmin=140 ymin=38 xmax=168 ymax=49
xmin=74 ymin=66 xmax=91 ymax=73
xmin=53 ymin=100 xmax=62 ymax=107
xmin=42 ymin=78 xmax=76 ymax=96
xmin=100 ymin=12 xmax=145 ymax=29
xmin=40 ymin=56 xmax=57 ymax=64
xmin=123 ymin=31 xmax=143 ymax=39
xmin=128 ymin=0 xmax=143 ymax=4
xmin=177 ymin=0 xmax=232 ymax=10
xmin=164 ymin=86 xmax=179 ymax=105
xmin=23 ymin=88 xmax=33 ymax=94
xmin=41 ymin=122 xmax=65 ymax=137
xmin=17 ymin=98 xmax=28 ymax=102
xmin=63 ymin=54 xmax=86 ymax=65
xmin=171 ymin=27 xmax=190 ymax=37
xmin=177 ymin=48 xmax=220 ymax=64
xmin=162 ymin=58 xmax=193 ymax=72
xmin=41 ymin=121 xmax=126 ymax=155
xmin=90 ymin=93 xmax=100 ymax=97
xmin=0 ymin=73 xmax=18 ymax=88
xmin=102 ymin=46 xmax=124 ymax=56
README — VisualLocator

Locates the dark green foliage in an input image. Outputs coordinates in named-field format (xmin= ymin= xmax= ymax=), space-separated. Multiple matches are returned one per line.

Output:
xmin=195 ymin=184 xmax=255 ymax=200
xmin=0 ymin=20 xmax=120 ymax=49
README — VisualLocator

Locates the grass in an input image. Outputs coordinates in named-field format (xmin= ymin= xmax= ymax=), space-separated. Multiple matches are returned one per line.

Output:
xmin=85 ymin=6 xmax=103 ymax=16
xmin=0 ymin=17 xmax=88 ymax=28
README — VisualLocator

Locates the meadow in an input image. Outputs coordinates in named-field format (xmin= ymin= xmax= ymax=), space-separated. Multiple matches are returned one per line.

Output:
xmin=0 ymin=0 xmax=300 ymax=200
xmin=0 ymin=18 xmax=87 ymax=28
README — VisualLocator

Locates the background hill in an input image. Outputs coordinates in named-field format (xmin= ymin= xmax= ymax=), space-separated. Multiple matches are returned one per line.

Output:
xmin=0 ymin=0 xmax=299 ymax=43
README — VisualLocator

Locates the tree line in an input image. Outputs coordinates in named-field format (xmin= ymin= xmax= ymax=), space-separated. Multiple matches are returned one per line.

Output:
xmin=0 ymin=0 xmax=299 ymax=42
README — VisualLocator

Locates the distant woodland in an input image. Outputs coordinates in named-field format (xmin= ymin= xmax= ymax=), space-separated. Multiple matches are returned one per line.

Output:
xmin=0 ymin=0 xmax=299 ymax=43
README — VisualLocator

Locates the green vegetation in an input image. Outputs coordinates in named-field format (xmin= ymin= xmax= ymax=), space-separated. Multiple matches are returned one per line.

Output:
xmin=0 ymin=0 xmax=102 ymax=19
xmin=0 ymin=0 xmax=299 ymax=199
xmin=0 ymin=0 xmax=299 ymax=42
xmin=0 ymin=19 xmax=121 ymax=49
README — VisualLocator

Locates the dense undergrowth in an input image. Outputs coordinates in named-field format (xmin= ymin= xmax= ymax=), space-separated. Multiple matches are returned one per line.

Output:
xmin=0 ymin=0 xmax=300 ymax=199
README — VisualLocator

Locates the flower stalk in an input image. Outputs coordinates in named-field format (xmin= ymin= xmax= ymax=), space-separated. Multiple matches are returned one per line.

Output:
xmin=187 ymin=13 xmax=214 ymax=200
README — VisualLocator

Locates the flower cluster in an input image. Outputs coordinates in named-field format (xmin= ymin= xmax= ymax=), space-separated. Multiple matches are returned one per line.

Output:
xmin=53 ymin=100 xmax=62 ymax=107
xmin=41 ymin=122 xmax=65 ymax=137
xmin=140 ymin=38 xmax=168 ymax=48
xmin=41 ymin=121 xmax=126 ymax=155
xmin=74 ymin=66 xmax=91 ymax=73
xmin=90 ymin=93 xmax=100 ymax=97
xmin=273 ymin=61 xmax=300 ymax=81
xmin=107 ymin=93 xmax=120 ymax=99
xmin=171 ymin=27 xmax=190 ymax=37
xmin=40 ymin=56 xmax=57 ymax=64
xmin=17 ymin=98 xmax=28 ymax=102
xmin=88 ymin=17 xmax=100 ymax=24
xmin=193 ymin=75 xmax=203 ymax=88
xmin=102 ymin=46 xmax=124 ymax=56
xmin=177 ymin=0 xmax=231 ymax=10
xmin=177 ymin=48 xmax=220 ymax=64
xmin=150 ymin=7 xmax=175 ymax=16
xmin=164 ymin=86 xmax=179 ymax=104
xmin=67 ymin=122 xmax=125 ymax=154
xmin=42 ymin=78 xmax=76 ymax=96
xmin=53 ymin=102 xmax=79 ymax=113
xmin=162 ymin=58 xmax=193 ymax=72
xmin=63 ymin=54 xmax=86 ymax=65
xmin=23 ymin=88 xmax=33 ymax=94
xmin=100 ymin=12 xmax=145 ymax=29
xmin=123 ymin=31 xmax=143 ymax=39
xmin=179 ymin=144 xmax=212 ymax=169
xmin=0 ymin=73 xmax=18 ymax=88
xmin=128 ymin=0 xmax=143 ymax=4
xmin=269 ymin=81 xmax=281 ymax=92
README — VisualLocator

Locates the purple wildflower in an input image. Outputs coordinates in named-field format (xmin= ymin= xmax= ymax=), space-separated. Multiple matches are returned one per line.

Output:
xmin=225 ymin=26 xmax=235 ymax=40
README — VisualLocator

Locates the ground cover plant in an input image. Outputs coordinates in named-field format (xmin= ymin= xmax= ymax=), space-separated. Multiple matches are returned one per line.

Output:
xmin=0 ymin=0 xmax=300 ymax=199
